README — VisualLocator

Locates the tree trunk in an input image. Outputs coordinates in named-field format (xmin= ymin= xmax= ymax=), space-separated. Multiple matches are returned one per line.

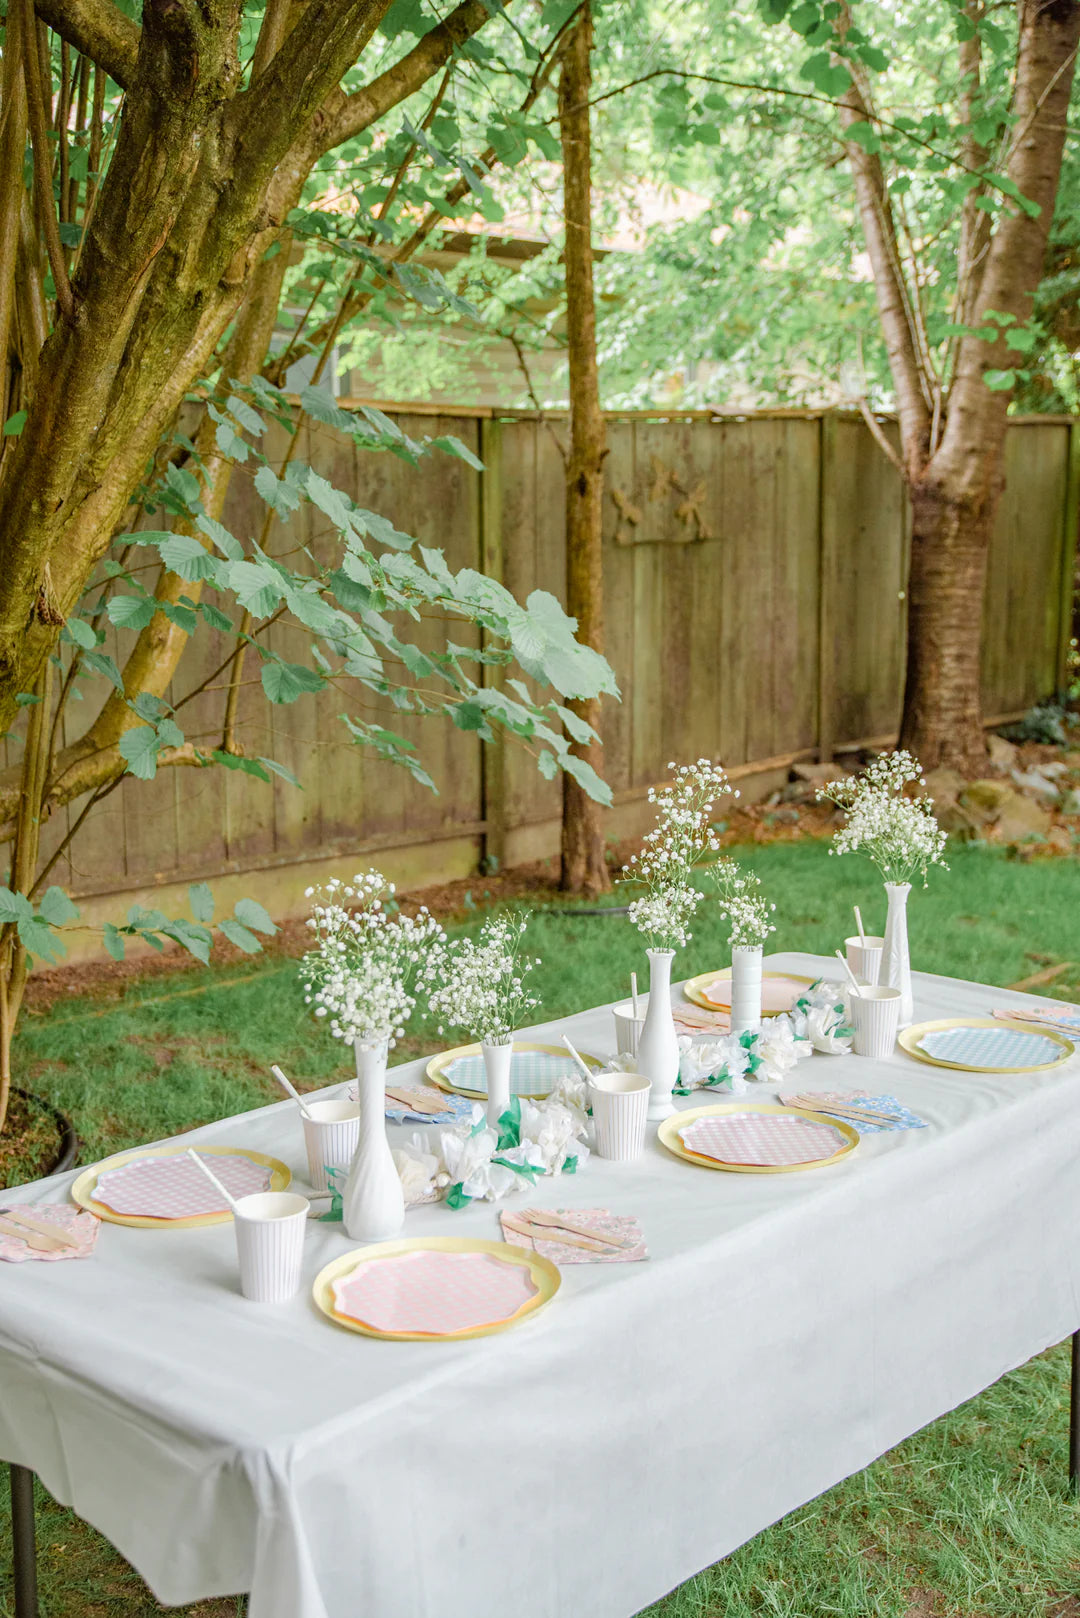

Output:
xmin=558 ymin=2 xmax=608 ymax=896
xmin=899 ymin=474 xmax=1000 ymax=771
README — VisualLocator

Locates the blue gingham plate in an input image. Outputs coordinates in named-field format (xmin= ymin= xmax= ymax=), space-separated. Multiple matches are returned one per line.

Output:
xmin=899 ymin=1017 xmax=1073 ymax=1074
xmin=426 ymin=1041 xmax=604 ymax=1100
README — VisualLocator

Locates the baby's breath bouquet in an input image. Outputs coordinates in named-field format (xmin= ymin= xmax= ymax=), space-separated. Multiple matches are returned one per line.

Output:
xmin=711 ymin=858 xmax=776 ymax=949
xmin=623 ymin=759 xmax=732 ymax=951
xmin=427 ymin=911 xmax=541 ymax=1047
xmin=816 ymin=751 xmax=948 ymax=887
xmin=300 ymin=870 xmax=444 ymax=1048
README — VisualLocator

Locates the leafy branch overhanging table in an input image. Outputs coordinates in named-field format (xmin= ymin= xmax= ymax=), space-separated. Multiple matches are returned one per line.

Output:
xmin=2 ymin=951 xmax=1080 ymax=1618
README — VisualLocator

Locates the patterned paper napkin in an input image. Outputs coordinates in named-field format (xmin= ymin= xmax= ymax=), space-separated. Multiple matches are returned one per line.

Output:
xmin=780 ymin=1090 xmax=926 ymax=1135
xmin=993 ymin=1005 xmax=1080 ymax=1038
xmin=500 ymin=1207 xmax=647 ymax=1265
xmin=383 ymin=1088 xmax=474 ymax=1125
xmin=674 ymin=1004 xmax=732 ymax=1035
xmin=0 ymin=1204 xmax=100 ymax=1263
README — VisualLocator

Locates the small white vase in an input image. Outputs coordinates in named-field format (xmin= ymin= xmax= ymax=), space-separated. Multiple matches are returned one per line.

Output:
xmin=343 ymin=1038 xmax=405 ymax=1242
xmin=482 ymin=1039 xmax=513 ymax=1128
xmin=730 ymin=944 xmax=763 ymax=1034
xmin=881 ymin=882 xmax=914 ymax=1029
xmin=637 ymin=949 xmax=680 ymax=1121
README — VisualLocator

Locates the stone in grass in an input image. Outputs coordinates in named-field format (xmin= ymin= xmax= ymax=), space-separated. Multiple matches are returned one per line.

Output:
xmin=1011 ymin=766 xmax=1062 ymax=803
xmin=960 ymin=778 xmax=1014 ymax=825
xmin=922 ymin=766 xmax=966 ymax=804
xmin=992 ymin=791 xmax=1053 ymax=843
xmin=987 ymin=733 xmax=1019 ymax=771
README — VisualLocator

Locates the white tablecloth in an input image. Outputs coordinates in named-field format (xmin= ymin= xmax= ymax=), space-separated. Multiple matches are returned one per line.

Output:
xmin=2 ymin=952 xmax=1079 ymax=1618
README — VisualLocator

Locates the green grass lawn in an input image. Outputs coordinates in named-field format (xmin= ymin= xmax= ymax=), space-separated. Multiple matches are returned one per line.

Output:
xmin=2 ymin=840 xmax=1079 ymax=1617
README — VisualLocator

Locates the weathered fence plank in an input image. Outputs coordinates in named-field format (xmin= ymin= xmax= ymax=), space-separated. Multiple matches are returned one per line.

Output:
xmin=49 ymin=409 xmax=1076 ymax=934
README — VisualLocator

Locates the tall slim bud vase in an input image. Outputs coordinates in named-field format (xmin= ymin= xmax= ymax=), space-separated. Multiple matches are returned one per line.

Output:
xmin=482 ymin=1040 xmax=513 ymax=1129
xmin=343 ymin=1038 xmax=405 ymax=1241
xmin=730 ymin=945 xmax=763 ymax=1034
xmin=637 ymin=949 xmax=679 ymax=1121
xmin=882 ymin=882 xmax=913 ymax=1029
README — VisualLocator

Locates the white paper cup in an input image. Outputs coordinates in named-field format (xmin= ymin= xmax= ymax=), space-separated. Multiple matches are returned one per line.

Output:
xmin=845 ymin=936 xmax=884 ymax=986
xmin=850 ymin=985 xmax=901 ymax=1059
xmin=589 ymin=1072 xmax=651 ymax=1161
xmin=612 ymin=998 xmax=647 ymax=1059
xmin=233 ymin=1191 xmax=309 ymax=1303
xmin=302 ymin=1098 xmax=362 ymax=1194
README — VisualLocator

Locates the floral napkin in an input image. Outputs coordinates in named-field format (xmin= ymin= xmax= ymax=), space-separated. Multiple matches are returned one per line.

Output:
xmin=779 ymin=1090 xmax=926 ymax=1135
xmin=500 ymin=1207 xmax=646 ymax=1265
xmin=0 ymin=1204 xmax=100 ymax=1263
xmin=383 ymin=1088 xmax=473 ymax=1125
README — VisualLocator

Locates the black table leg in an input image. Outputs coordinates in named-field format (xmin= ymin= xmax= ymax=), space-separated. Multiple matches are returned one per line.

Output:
xmin=1071 ymin=1332 xmax=1080 ymax=1497
xmin=9 ymin=1463 xmax=39 ymax=1618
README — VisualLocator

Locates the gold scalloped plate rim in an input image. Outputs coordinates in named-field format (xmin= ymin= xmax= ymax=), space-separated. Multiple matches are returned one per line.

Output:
xmin=425 ymin=1040 xmax=605 ymax=1101
xmin=70 ymin=1145 xmax=292 ymax=1228
xmin=898 ymin=1016 xmax=1074 ymax=1075
xmin=312 ymin=1236 xmax=561 ymax=1341
xmin=658 ymin=1101 xmax=859 ymax=1174
xmin=682 ymin=969 xmax=819 ymax=1014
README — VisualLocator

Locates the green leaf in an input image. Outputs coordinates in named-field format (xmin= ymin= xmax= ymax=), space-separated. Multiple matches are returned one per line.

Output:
xmin=560 ymin=751 xmax=612 ymax=806
xmin=261 ymin=661 xmax=325 ymax=703
xmin=14 ymin=693 xmax=41 ymax=707
xmin=800 ymin=51 xmax=850 ymax=97
xmin=159 ymin=534 xmax=216 ymax=582
xmin=299 ymin=384 xmax=356 ymax=433
xmin=233 ymin=897 xmax=277 ymax=935
xmin=188 ymin=881 xmax=215 ymax=923
xmin=199 ymin=602 xmax=234 ymax=632
xmin=64 ymin=617 xmax=98 ymax=650
xmin=254 ymin=464 xmax=301 ymax=518
xmin=430 ymin=434 xmax=484 ymax=471
xmin=983 ymin=368 xmax=1016 ymax=391
xmin=257 ymin=755 xmax=303 ymax=787
xmin=164 ymin=464 xmax=202 ymax=510
xmin=107 ymin=594 xmax=158 ymax=631
xmin=226 ymin=394 xmax=266 ymax=436
xmin=3 ymin=410 xmax=27 ymax=436
xmin=196 ymin=514 xmax=244 ymax=561
xmin=38 ymin=885 xmax=79 ymax=926
xmin=211 ymin=749 xmax=272 ymax=781
xmin=537 ymin=750 xmax=558 ymax=780
xmin=118 ymin=723 xmax=160 ymax=780
xmin=218 ymin=917 xmax=262 ymax=953
xmin=224 ymin=559 xmax=284 ymax=618
xmin=17 ymin=915 xmax=66 ymax=963
xmin=81 ymin=650 xmax=125 ymax=692
xmin=103 ymin=922 xmax=126 ymax=961
xmin=0 ymin=887 xmax=34 ymax=923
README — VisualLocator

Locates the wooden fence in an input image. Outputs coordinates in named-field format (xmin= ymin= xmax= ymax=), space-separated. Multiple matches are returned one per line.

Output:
xmin=30 ymin=407 xmax=1080 ymax=942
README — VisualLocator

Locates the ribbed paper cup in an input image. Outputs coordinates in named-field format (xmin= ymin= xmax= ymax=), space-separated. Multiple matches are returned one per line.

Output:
xmin=845 ymin=935 xmax=884 ymax=987
xmin=589 ymin=1072 xmax=651 ymax=1161
xmin=233 ymin=1191 xmax=309 ymax=1303
xmin=612 ymin=998 xmax=647 ymax=1060
xmin=850 ymin=985 xmax=901 ymax=1059
xmin=302 ymin=1098 xmax=362 ymax=1194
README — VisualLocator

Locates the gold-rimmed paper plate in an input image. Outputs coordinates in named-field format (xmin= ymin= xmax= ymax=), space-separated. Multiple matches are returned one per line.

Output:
xmin=657 ymin=1101 xmax=858 ymax=1174
xmin=899 ymin=1017 xmax=1074 ymax=1074
xmin=425 ymin=1041 xmax=604 ymax=1101
xmin=682 ymin=969 xmax=818 ymax=1014
xmin=312 ymin=1237 xmax=561 ymax=1342
xmin=70 ymin=1145 xmax=291 ymax=1229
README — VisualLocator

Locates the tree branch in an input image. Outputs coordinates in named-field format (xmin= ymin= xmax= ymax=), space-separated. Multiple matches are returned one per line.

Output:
xmin=317 ymin=0 xmax=494 ymax=156
xmin=34 ymin=0 xmax=139 ymax=90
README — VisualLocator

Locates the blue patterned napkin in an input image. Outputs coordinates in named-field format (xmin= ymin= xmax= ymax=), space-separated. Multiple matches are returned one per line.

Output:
xmin=919 ymin=1025 xmax=1063 ymax=1069
xmin=780 ymin=1090 xmax=925 ymax=1135
xmin=385 ymin=1090 xmax=474 ymax=1124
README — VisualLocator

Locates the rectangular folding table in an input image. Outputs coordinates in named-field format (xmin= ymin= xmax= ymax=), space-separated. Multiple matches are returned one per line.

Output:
xmin=2 ymin=951 xmax=1079 ymax=1618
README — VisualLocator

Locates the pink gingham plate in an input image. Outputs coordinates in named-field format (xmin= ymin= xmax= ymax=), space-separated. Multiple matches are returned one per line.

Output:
xmin=314 ymin=1237 xmax=560 ymax=1341
xmin=679 ymin=1111 xmax=845 ymax=1166
xmin=72 ymin=1146 xmax=290 ymax=1227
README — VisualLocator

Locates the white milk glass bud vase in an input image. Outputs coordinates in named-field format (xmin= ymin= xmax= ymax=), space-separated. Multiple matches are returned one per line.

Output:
xmin=730 ymin=944 xmax=763 ymax=1035
xmin=482 ymin=1039 xmax=513 ymax=1129
xmin=637 ymin=949 xmax=680 ymax=1121
xmin=343 ymin=1038 xmax=405 ymax=1242
xmin=882 ymin=882 xmax=914 ymax=1029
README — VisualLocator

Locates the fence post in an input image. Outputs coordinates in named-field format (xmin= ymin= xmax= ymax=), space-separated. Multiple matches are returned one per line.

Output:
xmin=1057 ymin=421 xmax=1080 ymax=695
xmin=478 ymin=417 xmax=507 ymax=873
xmin=817 ymin=412 xmax=838 ymax=763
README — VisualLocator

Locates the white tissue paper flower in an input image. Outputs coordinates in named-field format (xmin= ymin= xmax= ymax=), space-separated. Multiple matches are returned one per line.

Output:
xmin=678 ymin=1033 xmax=753 ymax=1093
xmin=754 ymin=1017 xmax=812 ymax=1082
xmin=392 ymin=1137 xmax=443 ymax=1205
